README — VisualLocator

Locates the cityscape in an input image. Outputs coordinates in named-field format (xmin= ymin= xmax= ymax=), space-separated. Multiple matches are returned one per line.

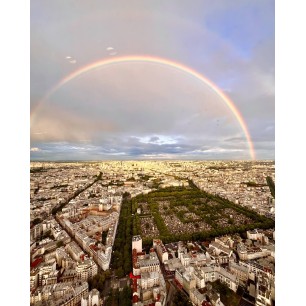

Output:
xmin=28 ymin=1 xmax=277 ymax=305
xmin=30 ymin=160 xmax=275 ymax=305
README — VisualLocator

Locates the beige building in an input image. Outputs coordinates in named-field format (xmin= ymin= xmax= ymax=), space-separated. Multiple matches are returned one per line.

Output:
xmin=66 ymin=241 xmax=84 ymax=262
xmin=153 ymin=239 xmax=168 ymax=263
xmin=190 ymin=288 xmax=206 ymax=306
xmin=81 ymin=289 xmax=101 ymax=306
xmin=76 ymin=259 xmax=98 ymax=281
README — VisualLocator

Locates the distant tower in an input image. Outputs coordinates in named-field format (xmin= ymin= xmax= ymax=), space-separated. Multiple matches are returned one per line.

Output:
xmin=132 ymin=235 xmax=142 ymax=253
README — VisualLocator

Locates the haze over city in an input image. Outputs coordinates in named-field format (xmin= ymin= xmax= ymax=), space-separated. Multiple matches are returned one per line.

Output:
xmin=30 ymin=0 xmax=274 ymax=161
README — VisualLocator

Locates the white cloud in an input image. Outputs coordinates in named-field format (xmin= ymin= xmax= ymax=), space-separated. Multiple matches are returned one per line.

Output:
xmin=30 ymin=147 xmax=41 ymax=152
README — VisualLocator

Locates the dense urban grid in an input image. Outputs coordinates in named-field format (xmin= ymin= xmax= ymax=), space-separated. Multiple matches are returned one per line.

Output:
xmin=30 ymin=160 xmax=275 ymax=306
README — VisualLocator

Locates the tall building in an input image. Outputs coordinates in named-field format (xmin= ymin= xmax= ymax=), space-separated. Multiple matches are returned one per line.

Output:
xmin=153 ymin=239 xmax=169 ymax=263
xmin=132 ymin=235 xmax=142 ymax=253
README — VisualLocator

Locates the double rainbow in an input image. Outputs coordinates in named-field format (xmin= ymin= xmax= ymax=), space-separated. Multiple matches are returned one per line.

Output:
xmin=31 ymin=55 xmax=256 ymax=159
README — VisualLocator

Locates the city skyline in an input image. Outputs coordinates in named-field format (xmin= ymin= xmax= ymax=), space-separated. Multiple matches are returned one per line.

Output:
xmin=31 ymin=0 xmax=274 ymax=161
xmin=29 ymin=160 xmax=275 ymax=305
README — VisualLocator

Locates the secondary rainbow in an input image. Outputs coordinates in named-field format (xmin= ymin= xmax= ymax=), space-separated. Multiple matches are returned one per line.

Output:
xmin=31 ymin=55 xmax=256 ymax=159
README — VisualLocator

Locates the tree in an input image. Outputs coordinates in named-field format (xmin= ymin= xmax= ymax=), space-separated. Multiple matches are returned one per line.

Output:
xmin=266 ymin=176 xmax=275 ymax=198
xmin=116 ymin=266 xmax=124 ymax=278
xmin=32 ymin=218 xmax=42 ymax=225
xmin=173 ymin=290 xmax=193 ymax=306
xmin=104 ymin=269 xmax=111 ymax=279
xmin=119 ymin=286 xmax=132 ymax=306
xmin=89 ymin=273 xmax=105 ymax=292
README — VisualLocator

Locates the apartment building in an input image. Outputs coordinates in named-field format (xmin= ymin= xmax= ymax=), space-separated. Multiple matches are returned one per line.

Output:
xmin=75 ymin=258 xmax=98 ymax=281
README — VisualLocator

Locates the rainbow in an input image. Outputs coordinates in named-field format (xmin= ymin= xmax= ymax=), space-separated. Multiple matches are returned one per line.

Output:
xmin=31 ymin=55 xmax=256 ymax=159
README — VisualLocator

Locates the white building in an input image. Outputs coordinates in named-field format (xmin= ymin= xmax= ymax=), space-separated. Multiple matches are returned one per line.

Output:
xmin=132 ymin=235 xmax=143 ymax=253
xmin=190 ymin=288 xmax=206 ymax=306
xmin=56 ymin=247 xmax=70 ymax=267
xmin=153 ymin=239 xmax=168 ymax=263
xmin=175 ymin=266 xmax=197 ymax=294
xmin=66 ymin=241 xmax=84 ymax=262
xmin=193 ymin=267 xmax=206 ymax=289
xmin=247 ymin=229 xmax=263 ymax=241
xmin=229 ymin=261 xmax=249 ymax=284
xmin=139 ymin=250 xmax=161 ymax=274
xmin=81 ymin=288 xmax=101 ymax=306
xmin=209 ymin=241 xmax=233 ymax=257
xmin=180 ymin=253 xmax=191 ymax=267
xmin=97 ymin=246 xmax=112 ymax=271
xmin=255 ymin=272 xmax=273 ymax=306
xmin=140 ymin=271 xmax=160 ymax=290
xmin=76 ymin=258 xmax=98 ymax=281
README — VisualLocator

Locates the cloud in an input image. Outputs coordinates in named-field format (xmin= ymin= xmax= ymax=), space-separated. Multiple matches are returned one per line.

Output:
xmin=30 ymin=147 xmax=41 ymax=152
xmin=149 ymin=136 xmax=159 ymax=142
xmin=193 ymin=148 xmax=244 ymax=154
xmin=31 ymin=64 xmax=237 ymax=150
xmin=30 ymin=0 xmax=274 ymax=160
xmin=31 ymin=103 xmax=118 ymax=142
xmin=30 ymin=133 xmax=252 ymax=161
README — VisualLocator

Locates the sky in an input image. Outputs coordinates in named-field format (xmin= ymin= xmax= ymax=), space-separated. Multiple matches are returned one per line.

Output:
xmin=30 ymin=0 xmax=275 ymax=161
